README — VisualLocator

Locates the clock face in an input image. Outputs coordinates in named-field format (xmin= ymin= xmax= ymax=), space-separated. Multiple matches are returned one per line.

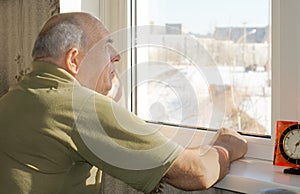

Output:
xmin=279 ymin=124 xmax=300 ymax=164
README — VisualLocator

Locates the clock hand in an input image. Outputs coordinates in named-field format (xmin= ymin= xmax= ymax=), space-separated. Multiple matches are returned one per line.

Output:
xmin=293 ymin=140 xmax=300 ymax=153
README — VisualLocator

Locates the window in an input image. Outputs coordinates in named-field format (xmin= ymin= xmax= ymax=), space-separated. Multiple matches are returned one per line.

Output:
xmin=62 ymin=0 xmax=300 ymax=161
xmin=133 ymin=0 xmax=271 ymax=137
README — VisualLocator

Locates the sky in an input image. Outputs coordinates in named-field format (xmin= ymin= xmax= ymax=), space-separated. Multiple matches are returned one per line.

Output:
xmin=137 ymin=0 xmax=270 ymax=35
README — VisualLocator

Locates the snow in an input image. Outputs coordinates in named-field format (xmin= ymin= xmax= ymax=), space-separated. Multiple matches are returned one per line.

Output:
xmin=136 ymin=63 xmax=271 ymax=135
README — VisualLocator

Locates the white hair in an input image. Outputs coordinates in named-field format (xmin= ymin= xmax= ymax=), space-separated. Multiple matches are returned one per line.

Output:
xmin=32 ymin=20 xmax=86 ymax=59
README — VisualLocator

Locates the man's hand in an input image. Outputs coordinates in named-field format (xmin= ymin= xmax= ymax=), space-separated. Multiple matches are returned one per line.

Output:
xmin=107 ymin=72 xmax=123 ymax=102
xmin=164 ymin=128 xmax=247 ymax=191
xmin=211 ymin=128 xmax=247 ymax=162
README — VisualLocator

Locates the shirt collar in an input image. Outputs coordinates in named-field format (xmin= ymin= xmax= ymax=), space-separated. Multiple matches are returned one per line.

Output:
xmin=31 ymin=60 xmax=76 ymax=83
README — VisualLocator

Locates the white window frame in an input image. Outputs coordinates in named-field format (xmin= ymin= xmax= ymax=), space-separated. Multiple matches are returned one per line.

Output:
xmin=61 ymin=0 xmax=300 ymax=161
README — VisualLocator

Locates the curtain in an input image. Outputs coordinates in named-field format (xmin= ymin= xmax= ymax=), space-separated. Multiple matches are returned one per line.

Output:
xmin=0 ymin=0 xmax=59 ymax=97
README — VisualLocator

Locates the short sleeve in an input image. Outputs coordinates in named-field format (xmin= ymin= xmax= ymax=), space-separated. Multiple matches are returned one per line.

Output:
xmin=71 ymin=92 xmax=183 ymax=193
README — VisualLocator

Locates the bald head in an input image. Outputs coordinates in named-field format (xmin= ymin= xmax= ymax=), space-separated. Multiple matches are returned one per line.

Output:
xmin=32 ymin=12 xmax=108 ymax=60
xmin=31 ymin=12 xmax=120 ymax=94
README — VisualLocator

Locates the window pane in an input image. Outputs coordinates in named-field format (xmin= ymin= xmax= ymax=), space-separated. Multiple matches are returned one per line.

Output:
xmin=134 ymin=0 xmax=271 ymax=136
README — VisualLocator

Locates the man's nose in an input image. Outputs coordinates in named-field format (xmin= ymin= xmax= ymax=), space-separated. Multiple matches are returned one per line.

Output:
xmin=111 ymin=52 xmax=120 ymax=62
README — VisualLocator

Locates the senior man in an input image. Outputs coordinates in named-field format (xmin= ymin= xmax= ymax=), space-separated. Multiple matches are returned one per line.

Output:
xmin=0 ymin=12 xmax=247 ymax=194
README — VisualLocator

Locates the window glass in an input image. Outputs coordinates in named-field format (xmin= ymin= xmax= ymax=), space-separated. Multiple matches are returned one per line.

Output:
xmin=134 ymin=0 xmax=271 ymax=136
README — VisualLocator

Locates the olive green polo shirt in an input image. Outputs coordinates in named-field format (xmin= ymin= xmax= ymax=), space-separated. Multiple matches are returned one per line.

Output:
xmin=0 ymin=61 xmax=183 ymax=194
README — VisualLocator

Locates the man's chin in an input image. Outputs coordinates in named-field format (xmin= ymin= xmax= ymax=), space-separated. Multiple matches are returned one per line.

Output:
xmin=98 ymin=86 xmax=112 ymax=96
xmin=98 ymin=90 xmax=109 ymax=96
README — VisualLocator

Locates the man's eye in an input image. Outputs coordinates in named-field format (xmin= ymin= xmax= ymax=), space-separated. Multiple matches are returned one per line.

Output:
xmin=107 ymin=38 xmax=113 ymax=44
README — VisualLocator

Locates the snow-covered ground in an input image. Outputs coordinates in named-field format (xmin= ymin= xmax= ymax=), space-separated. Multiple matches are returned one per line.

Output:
xmin=136 ymin=63 xmax=271 ymax=135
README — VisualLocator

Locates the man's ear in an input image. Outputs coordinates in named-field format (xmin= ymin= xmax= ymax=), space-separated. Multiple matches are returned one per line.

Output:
xmin=65 ymin=48 xmax=80 ymax=76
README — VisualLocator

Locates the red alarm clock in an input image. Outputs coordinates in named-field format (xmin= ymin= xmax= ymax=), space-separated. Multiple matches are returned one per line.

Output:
xmin=274 ymin=121 xmax=300 ymax=175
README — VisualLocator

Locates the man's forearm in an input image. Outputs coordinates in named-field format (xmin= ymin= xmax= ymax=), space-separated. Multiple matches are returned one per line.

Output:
xmin=164 ymin=146 xmax=230 ymax=190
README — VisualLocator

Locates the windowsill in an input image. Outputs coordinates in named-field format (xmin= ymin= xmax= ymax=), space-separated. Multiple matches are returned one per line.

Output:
xmin=150 ymin=123 xmax=300 ymax=193
xmin=214 ymin=157 xmax=300 ymax=193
